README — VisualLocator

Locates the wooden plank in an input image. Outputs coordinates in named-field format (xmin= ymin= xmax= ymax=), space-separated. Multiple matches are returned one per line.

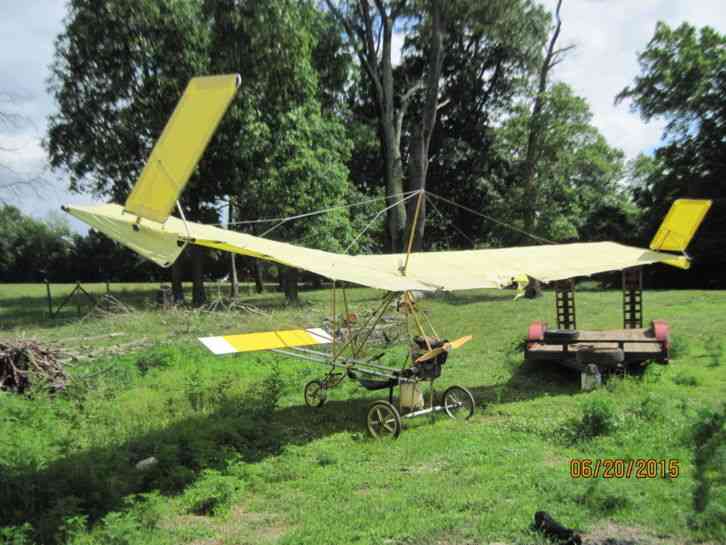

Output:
xmin=529 ymin=342 xmax=662 ymax=354
xmin=575 ymin=329 xmax=654 ymax=341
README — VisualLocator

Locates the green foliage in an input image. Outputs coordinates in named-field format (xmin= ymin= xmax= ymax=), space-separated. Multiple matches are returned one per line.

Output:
xmin=403 ymin=0 xmax=552 ymax=249
xmin=179 ymin=469 xmax=243 ymax=516
xmin=493 ymin=83 xmax=629 ymax=244
xmin=690 ymin=405 xmax=726 ymax=540
xmin=580 ymin=481 xmax=631 ymax=516
xmin=250 ymin=104 xmax=353 ymax=252
xmin=0 ymin=206 xmax=72 ymax=281
xmin=672 ymin=372 xmax=700 ymax=387
xmin=561 ymin=396 xmax=620 ymax=442
xmin=0 ymin=523 xmax=33 ymax=545
xmin=634 ymin=393 xmax=666 ymax=421
xmin=669 ymin=335 xmax=690 ymax=359
xmin=1 ymin=285 xmax=724 ymax=544
xmin=704 ymin=335 xmax=723 ymax=367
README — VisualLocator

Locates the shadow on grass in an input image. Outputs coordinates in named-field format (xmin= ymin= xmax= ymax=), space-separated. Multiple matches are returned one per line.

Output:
xmin=0 ymin=389 xmax=374 ymax=543
xmin=469 ymin=358 xmax=580 ymax=405
xmin=0 ymin=354 xmax=579 ymax=543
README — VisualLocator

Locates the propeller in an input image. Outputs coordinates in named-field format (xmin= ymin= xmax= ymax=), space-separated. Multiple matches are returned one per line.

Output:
xmin=414 ymin=335 xmax=473 ymax=363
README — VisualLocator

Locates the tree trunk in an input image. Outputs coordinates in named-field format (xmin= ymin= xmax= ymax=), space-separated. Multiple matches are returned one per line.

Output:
xmin=380 ymin=15 xmax=406 ymax=253
xmin=228 ymin=199 xmax=239 ymax=298
xmin=254 ymin=260 xmax=264 ymax=293
xmin=171 ymin=259 xmax=184 ymax=303
xmin=523 ymin=0 xmax=564 ymax=235
xmin=191 ymin=245 xmax=206 ymax=306
xmin=283 ymin=267 xmax=299 ymax=303
xmin=406 ymin=126 xmax=428 ymax=251
xmin=384 ymin=120 xmax=407 ymax=252
xmin=323 ymin=0 xmax=408 ymax=252
xmin=278 ymin=265 xmax=287 ymax=293
xmin=405 ymin=0 xmax=446 ymax=251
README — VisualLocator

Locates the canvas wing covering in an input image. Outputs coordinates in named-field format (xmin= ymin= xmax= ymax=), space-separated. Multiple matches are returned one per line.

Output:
xmin=64 ymin=202 xmax=689 ymax=292
xmin=124 ymin=74 xmax=240 ymax=223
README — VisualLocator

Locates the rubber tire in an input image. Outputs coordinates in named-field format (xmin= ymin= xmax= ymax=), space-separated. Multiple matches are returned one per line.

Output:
xmin=576 ymin=347 xmax=625 ymax=368
xmin=543 ymin=329 xmax=580 ymax=343
xmin=366 ymin=400 xmax=402 ymax=439
xmin=442 ymin=385 xmax=476 ymax=420
xmin=304 ymin=380 xmax=327 ymax=408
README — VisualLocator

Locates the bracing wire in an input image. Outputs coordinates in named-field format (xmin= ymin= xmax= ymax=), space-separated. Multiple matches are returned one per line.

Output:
xmin=424 ymin=192 xmax=478 ymax=249
xmin=425 ymin=191 xmax=556 ymax=245
xmin=221 ymin=190 xmax=419 ymax=227
xmin=343 ymin=191 xmax=421 ymax=254
xmin=219 ymin=186 xmax=553 ymax=249
xmin=256 ymin=190 xmax=418 ymax=239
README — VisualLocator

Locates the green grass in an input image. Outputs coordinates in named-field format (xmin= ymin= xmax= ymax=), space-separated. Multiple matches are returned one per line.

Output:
xmin=0 ymin=284 xmax=725 ymax=544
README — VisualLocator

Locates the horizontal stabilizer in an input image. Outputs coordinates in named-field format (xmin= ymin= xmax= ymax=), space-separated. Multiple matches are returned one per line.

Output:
xmin=649 ymin=198 xmax=712 ymax=252
xmin=199 ymin=328 xmax=333 ymax=355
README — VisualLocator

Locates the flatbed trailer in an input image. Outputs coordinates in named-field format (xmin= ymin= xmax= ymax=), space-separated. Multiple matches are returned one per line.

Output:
xmin=523 ymin=269 xmax=671 ymax=377
xmin=525 ymin=320 xmax=671 ymax=372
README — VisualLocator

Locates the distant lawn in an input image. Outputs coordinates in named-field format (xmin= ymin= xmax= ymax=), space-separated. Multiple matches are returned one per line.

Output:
xmin=0 ymin=285 xmax=724 ymax=544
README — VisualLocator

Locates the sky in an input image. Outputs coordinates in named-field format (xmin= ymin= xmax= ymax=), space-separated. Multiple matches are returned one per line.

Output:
xmin=2 ymin=0 xmax=726 ymax=232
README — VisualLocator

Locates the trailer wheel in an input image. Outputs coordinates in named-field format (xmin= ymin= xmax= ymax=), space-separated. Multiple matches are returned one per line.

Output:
xmin=443 ymin=385 xmax=475 ymax=420
xmin=367 ymin=400 xmax=401 ymax=439
xmin=304 ymin=380 xmax=327 ymax=408
xmin=544 ymin=329 xmax=580 ymax=343
xmin=576 ymin=347 xmax=624 ymax=368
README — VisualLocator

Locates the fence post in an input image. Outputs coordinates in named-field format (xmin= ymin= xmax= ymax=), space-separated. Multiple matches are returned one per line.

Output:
xmin=45 ymin=279 xmax=53 ymax=318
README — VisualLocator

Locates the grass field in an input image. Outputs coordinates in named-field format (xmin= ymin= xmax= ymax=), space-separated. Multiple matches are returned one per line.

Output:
xmin=0 ymin=283 xmax=724 ymax=545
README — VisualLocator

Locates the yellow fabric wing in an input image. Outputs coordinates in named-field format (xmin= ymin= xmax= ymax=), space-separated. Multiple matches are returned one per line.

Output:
xmin=124 ymin=74 xmax=240 ymax=223
xmin=64 ymin=203 xmax=695 ymax=291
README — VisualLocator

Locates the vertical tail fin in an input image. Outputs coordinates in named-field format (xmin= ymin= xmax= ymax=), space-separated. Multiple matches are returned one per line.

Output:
xmin=649 ymin=198 xmax=712 ymax=269
xmin=649 ymin=198 xmax=712 ymax=252
xmin=124 ymin=74 xmax=241 ymax=223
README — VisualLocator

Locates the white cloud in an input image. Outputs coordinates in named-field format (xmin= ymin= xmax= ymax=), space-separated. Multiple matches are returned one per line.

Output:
xmin=538 ymin=0 xmax=726 ymax=161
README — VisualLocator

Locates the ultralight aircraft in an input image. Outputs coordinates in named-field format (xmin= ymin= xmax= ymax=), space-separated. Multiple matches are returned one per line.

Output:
xmin=63 ymin=74 xmax=711 ymax=438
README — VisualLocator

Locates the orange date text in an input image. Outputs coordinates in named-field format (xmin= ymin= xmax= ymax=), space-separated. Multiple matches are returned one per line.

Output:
xmin=569 ymin=458 xmax=680 ymax=479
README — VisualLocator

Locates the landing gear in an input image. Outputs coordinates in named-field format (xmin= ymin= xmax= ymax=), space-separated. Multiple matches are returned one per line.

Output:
xmin=304 ymin=379 xmax=327 ymax=408
xmin=442 ymin=385 xmax=475 ymax=420
xmin=366 ymin=400 xmax=402 ymax=439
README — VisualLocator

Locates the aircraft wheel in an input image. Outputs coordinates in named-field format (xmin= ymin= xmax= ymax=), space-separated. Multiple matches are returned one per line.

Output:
xmin=366 ymin=400 xmax=401 ymax=439
xmin=304 ymin=380 xmax=327 ymax=408
xmin=442 ymin=385 xmax=475 ymax=420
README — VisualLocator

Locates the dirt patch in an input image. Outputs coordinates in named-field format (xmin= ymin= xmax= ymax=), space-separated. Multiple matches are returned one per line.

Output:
xmin=583 ymin=521 xmax=696 ymax=545
xmin=166 ymin=505 xmax=288 ymax=545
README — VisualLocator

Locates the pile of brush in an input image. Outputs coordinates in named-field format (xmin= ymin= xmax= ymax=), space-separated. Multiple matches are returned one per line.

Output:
xmin=0 ymin=340 xmax=67 ymax=393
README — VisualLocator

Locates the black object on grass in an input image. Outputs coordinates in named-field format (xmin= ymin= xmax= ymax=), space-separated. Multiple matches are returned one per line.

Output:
xmin=533 ymin=511 xmax=582 ymax=545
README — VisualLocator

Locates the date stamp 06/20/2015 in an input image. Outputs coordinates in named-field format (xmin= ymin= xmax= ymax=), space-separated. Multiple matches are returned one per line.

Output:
xmin=569 ymin=458 xmax=680 ymax=479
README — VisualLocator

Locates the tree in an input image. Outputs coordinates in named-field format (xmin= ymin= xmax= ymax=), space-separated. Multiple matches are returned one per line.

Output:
xmin=247 ymin=104 xmax=353 ymax=302
xmin=617 ymin=22 xmax=726 ymax=286
xmin=47 ymin=0 xmax=351 ymax=302
xmin=493 ymin=83 xmax=627 ymax=243
xmin=0 ymin=206 xmax=72 ymax=282
xmin=47 ymin=0 xmax=214 ymax=303
xmin=401 ymin=0 xmax=549 ymax=249
xmin=0 ymin=93 xmax=47 ymax=204
xmin=521 ymin=0 xmax=572 ymax=236
xmin=323 ymin=0 xmax=406 ymax=252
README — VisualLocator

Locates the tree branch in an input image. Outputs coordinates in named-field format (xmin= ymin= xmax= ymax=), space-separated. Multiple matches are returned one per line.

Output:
xmin=324 ymin=0 xmax=384 ymax=107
